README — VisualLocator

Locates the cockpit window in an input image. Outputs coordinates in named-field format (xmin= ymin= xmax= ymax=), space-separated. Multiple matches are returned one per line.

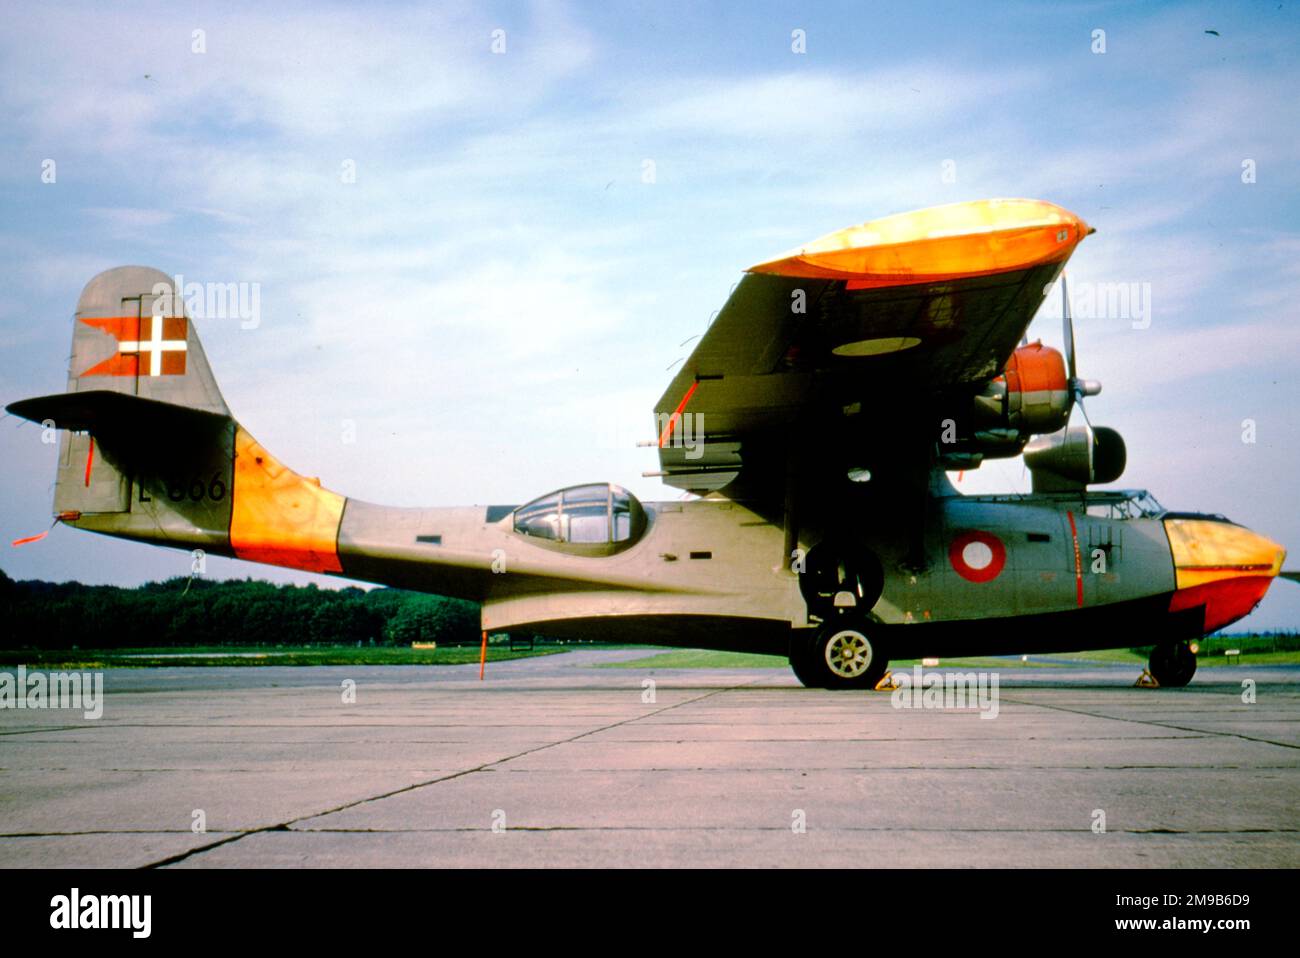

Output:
xmin=563 ymin=483 xmax=611 ymax=543
xmin=612 ymin=488 xmax=634 ymax=540
xmin=512 ymin=483 xmax=646 ymax=552
xmin=512 ymin=492 xmax=561 ymax=541
xmin=1084 ymin=490 xmax=1165 ymax=520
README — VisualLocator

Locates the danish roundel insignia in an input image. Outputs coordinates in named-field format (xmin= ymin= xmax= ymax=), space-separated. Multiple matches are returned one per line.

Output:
xmin=949 ymin=530 xmax=1006 ymax=583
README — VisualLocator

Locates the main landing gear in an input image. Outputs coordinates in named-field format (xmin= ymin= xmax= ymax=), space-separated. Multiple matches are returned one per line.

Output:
xmin=789 ymin=616 xmax=891 ymax=690
xmin=791 ymin=542 xmax=889 ymax=689
xmin=1141 ymin=640 xmax=1198 ymax=688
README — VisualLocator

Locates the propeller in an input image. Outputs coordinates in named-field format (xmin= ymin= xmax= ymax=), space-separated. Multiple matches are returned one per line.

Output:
xmin=1060 ymin=270 xmax=1101 ymax=431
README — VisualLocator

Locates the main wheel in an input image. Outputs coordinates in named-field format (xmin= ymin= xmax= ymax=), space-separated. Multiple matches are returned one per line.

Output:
xmin=788 ymin=619 xmax=889 ymax=690
xmin=788 ymin=632 xmax=825 ymax=688
xmin=1148 ymin=640 xmax=1197 ymax=687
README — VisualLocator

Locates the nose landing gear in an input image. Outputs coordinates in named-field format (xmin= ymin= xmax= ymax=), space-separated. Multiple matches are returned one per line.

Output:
xmin=1141 ymin=640 xmax=1198 ymax=688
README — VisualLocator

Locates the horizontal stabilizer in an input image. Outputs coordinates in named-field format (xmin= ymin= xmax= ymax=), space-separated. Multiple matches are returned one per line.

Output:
xmin=7 ymin=389 xmax=230 ymax=434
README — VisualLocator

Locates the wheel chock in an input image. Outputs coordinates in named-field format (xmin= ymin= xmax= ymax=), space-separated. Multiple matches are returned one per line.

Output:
xmin=1135 ymin=669 xmax=1160 ymax=688
xmin=875 ymin=671 xmax=899 ymax=691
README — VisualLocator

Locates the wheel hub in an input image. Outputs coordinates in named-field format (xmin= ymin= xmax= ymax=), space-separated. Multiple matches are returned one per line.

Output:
xmin=825 ymin=630 xmax=872 ymax=679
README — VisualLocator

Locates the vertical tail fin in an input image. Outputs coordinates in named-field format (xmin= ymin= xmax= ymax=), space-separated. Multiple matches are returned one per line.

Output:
xmin=68 ymin=266 xmax=228 ymax=415
xmin=34 ymin=267 xmax=234 ymax=522
xmin=8 ymin=266 xmax=345 ymax=573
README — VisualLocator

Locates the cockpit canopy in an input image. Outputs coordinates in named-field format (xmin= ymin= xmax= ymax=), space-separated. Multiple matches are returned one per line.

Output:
xmin=511 ymin=483 xmax=647 ymax=555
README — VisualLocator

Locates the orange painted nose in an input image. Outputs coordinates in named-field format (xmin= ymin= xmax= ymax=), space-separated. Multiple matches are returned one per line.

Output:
xmin=1164 ymin=519 xmax=1287 ymax=633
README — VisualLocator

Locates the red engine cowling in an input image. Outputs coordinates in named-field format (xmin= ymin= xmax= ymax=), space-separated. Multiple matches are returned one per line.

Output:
xmin=972 ymin=342 xmax=1071 ymax=437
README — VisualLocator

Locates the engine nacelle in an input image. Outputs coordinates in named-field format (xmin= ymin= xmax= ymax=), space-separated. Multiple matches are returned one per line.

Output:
xmin=971 ymin=342 xmax=1072 ymax=436
xmin=1024 ymin=425 xmax=1127 ymax=491
xmin=938 ymin=342 xmax=1073 ymax=469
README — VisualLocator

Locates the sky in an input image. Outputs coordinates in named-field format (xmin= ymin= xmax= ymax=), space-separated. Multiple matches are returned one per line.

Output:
xmin=1 ymin=0 xmax=1297 ymax=631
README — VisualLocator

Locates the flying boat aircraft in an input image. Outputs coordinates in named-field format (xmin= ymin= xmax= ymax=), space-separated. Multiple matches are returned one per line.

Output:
xmin=8 ymin=198 xmax=1292 ymax=688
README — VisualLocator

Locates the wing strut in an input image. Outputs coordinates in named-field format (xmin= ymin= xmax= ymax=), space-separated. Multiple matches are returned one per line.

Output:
xmin=782 ymin=450 xmax=799 ymax=571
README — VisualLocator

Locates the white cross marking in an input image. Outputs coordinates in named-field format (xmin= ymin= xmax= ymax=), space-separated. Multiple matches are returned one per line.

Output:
xmin=118 ymin=316 xmax=187 ymax=376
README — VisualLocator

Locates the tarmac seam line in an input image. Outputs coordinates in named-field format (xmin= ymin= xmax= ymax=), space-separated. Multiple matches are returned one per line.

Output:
xmin=140 ymin=680 xmax=758 ymax=868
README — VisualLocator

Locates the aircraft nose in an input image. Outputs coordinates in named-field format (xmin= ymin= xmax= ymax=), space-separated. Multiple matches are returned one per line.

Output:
xmin=1164 ymin=518 xmax=1286 ymax=633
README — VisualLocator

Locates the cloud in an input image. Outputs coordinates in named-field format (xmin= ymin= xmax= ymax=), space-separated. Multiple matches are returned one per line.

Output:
xmin=629 ymin=65 xmax=1039 ymax=141
xmin=0 ymin=2 xmax=596 ymax=153
xmin=82 ymin=207 xmax=176 ymax=232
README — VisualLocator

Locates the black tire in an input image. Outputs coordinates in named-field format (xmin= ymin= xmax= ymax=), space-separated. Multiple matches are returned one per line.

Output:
xmin=798 ymin=543 xmax=884 ymax=621
xmin=788 ymin=631 xmax=826 ymax=688
xmin=1148 ymin=641 xmax=1197 ymax=688
xmin=789 ymin=618 xmax=889 ymax=690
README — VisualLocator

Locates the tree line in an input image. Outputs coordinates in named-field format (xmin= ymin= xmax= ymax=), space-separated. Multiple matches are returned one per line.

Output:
xmin=0 ymin=568 xmax=481 ymax=649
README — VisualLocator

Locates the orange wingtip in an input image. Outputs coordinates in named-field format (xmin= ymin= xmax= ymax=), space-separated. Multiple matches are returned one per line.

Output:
xmin=748 ymin=198 xmax=1091 ymax=286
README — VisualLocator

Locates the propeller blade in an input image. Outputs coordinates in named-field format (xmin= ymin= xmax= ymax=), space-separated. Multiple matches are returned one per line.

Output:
xmin=1062 ymin=271 xmax=1077 ymax=388
xmin=1078 ymin=397 xmax=1093 ymax=428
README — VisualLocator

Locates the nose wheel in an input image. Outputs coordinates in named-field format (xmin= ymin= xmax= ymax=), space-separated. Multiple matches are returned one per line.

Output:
xmin=1146 ymin=640 xmax=1197 ymax=687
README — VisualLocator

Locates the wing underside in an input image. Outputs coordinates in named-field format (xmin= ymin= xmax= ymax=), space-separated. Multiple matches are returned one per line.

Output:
xmin=653 ymin=198 xmax=1092 ymax=503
